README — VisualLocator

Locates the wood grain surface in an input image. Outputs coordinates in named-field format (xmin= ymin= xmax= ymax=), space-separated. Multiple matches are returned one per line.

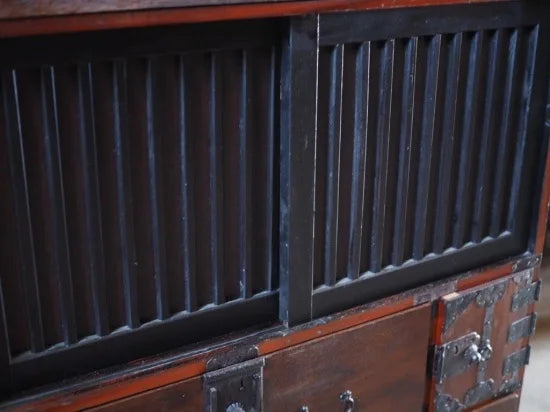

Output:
xmin=263 ymin=304 xmax=432 ymax=411
xmin=0 ymin=0 xmax=507 ymax=38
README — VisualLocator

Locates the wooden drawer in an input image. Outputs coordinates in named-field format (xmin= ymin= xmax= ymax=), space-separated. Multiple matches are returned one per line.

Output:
xmin=93 ymin=304 xmax=431 ymax=411
xmin=91 ymin=378 xmax=203 ymax=411
xmin=263 ymin=304 xmax=431 ymax=411
xmin=430 ymin=269 xmax=538 ymax=411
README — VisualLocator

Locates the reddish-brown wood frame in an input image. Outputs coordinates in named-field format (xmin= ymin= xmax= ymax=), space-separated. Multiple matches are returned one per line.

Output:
xmin=0 ymin=0 xmax=506 ymax=38
xmin=3 ymin=253 xmax=540 ymax=411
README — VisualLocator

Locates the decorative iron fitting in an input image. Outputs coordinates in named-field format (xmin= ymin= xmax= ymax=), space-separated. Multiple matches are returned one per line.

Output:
xmin=511 ymin=280 xmax=542 ymax=312
xmin=433 ymin=332 xmax=481 ymax=383
xmin=499 ymin=374 xmax=522 ymax=395
xmin=443 ymin=280 xmax=507 ymax=333
xmin=475 ymin=284 xmax=506 ymax=307
xmin=508 ymin=313 xmax=537 ymax=343
xmin=463 ymin=380 xmax=494 ymax=407
xmin=503 ymin=346 xmax=531 ymax=376
xmin=511 ymin=255 xmax=541 ymax=273
xmin=204 ymin=358 xmax=265 ymax=412
xmin=443 ymin=295 xmax=476 ymax=333
xmin=435 ymin=393 xmax=464 ymax=412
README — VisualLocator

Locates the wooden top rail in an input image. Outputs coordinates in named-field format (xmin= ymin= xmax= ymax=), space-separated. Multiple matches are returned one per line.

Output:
xmin=0 ymin=0 xmax=506 ymax=38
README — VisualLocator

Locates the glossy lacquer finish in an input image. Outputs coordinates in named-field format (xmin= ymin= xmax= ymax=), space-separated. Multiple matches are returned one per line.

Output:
xmin=0 ymin=20 xmax=281 ymax=396
xmin=0 ymin=0 xmax=549 ymax=400
xmin=305 ymin=2 xmax=550 ymax=317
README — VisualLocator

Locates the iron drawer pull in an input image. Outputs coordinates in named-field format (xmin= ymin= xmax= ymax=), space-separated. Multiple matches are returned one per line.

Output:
xmin=340 ymin=390 xmax=355 ymax=412
xmin=299 ymin=390 xmax=355 ymax=412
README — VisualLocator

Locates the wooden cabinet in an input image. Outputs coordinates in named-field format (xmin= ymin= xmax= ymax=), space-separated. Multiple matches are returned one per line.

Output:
xmin=0 ymin=0 xmax=548 ymax=410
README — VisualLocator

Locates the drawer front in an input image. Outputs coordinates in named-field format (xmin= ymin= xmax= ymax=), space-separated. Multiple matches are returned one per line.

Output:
xmin=90 ymin=377 xmax=203 ymax=411
xmin=263 ymin=304 xmax=431 ymax=411
xmin=431 ymin=269 xmax=539 ymax=411
xmin=93 ymin=304 xmax=431 ymax=411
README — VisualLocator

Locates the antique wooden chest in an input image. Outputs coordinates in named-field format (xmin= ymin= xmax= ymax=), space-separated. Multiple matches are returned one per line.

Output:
xmin=0 ymin=0 xmax=549 ymax=410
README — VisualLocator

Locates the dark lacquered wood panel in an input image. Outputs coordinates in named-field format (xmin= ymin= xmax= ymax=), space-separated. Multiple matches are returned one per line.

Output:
xmin=263 ymin=304 xmax=431 ymax=411
xmin=0 ymin=20 xmax=280 ymax=397
xmin=311 ymin=1 xmax=550 ymax=318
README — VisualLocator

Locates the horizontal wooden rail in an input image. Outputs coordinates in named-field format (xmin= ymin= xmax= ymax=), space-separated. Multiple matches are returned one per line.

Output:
xmin=3 ymin=253 xmax=539 ymax=411
xmin=0 ymin=0 xmax=505 ymax=38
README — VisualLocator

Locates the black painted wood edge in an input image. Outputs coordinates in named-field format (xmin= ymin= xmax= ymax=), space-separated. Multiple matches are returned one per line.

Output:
xmin=3 ymin=291 xmax=278 ymax=396
xmin=0 ymin=18 xmax=282 ymax=70
xmin=318 ymin=1 xmax=541 ymax=46
xmin=278 ymin=15 xmax=318 ymax=326
xmin=312 ymin=235 xmax=518 ymax=318
xmin=527 ymin=18 xmax=550 ymax=252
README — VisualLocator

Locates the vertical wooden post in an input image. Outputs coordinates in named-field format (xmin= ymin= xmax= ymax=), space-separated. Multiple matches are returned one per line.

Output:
xmin=279 ymin=14 xmax=318 ymax=326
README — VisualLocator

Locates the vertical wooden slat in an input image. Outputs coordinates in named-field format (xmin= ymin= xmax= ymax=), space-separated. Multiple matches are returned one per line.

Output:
xmin=153 ymin=55 xmax=183 ymax=315
xmin=506 ymin=27 xmax=539 ymax=230
xmin=452 ymin=32 xmax=484 ymax=247
xmin=0 ymin=281 xmax=11 ymax=396
xmin=335 ymin=45 xmax=356 ymax=281
xmin=188 ymin=53 xmax=213 ymax=308
xmin=238 ymin=50 xmax=252 ymax=298
xmin=490 ymin=30 xmax=519 ymax=237
xmin=264 ymin=46 xmax=276 ymax=291
xmin=76 ymin=64 xmax=109 ymax=335
xmin=112 ymin=61 xmax=139 ymax=328
xmin=209 ymin=53 xmax=225 ymax=305
xmin=312 ymin=47 xmax=330 ymax=289
xmin=392 ymin=37 xmax=418 ymax=266
xmin=145 ymin=59 xmax=168 ymax=319
xmin=472 ymin=30 xmax=504 ymax=242
xmin=56 ymin=64 xmax=97 ymax=338
xmin=521 ymin=23 xmax=548 ymax=253
xmin=412 ymin=34 xmax=441 ymax=259
xmin=359 ymin=43 xmax=381 ymax=273
xmin=370 ymin=39 xmax=394 ymax=271
xmin=382 ymin=39 xmax=404 ymax=268
xmin=1 ymin=71 xmax=45 ymax=351
xmin=220 ymin=51 xmax=241 ymax=301
xmin=346 ymin=42 xmax=370 ymax=280
xmin=279 ymin=15 xmax=317 ymax=325
xmin=403 ymin=38 xmax=427 ymax=262
xmin=41 ymin=66 xmax=77 ymax=344
xmin=433 ymin=33 xmax=463 ymax=253
xmin=323 ymin=44 xmax=344 ymax=286
xmin=177 ymin=56 xmax=197 ymax=313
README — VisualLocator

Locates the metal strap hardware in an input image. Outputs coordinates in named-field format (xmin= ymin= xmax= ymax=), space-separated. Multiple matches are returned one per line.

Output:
xmin=503 ymin=346 xmax=531 ymax=375
xmin=508 ymin=313 xmax=537 ymax=342
xmin=463 ymin=380 xmax=494 ymax=407
xmin=435 ymin=393 xmax=464 ymax=412
xmin=204 ymin=358 xmax=265 ymax=412
xmin=511 ymin=280 xmax=541 ymax=311
xmin=433 ymin=332 xmax=483 ymax=383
